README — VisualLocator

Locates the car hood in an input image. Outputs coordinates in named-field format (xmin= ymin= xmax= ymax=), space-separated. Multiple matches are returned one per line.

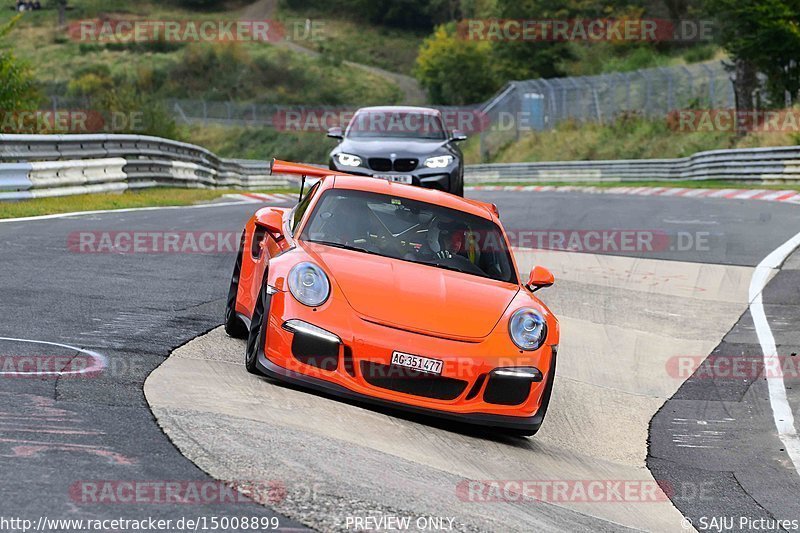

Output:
xmin=305 ymin=244 xmax=518 ymax=340
xmin=338 ymin=138 xmax=449 ymax=158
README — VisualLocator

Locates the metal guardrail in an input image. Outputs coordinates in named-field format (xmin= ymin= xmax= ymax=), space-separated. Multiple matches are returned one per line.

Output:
xmin=2 ymin=134 xmax=800 ymax=200
xmin=0 ymin=134 xmax=288 ymax=200
xmin=464 ymin=145 xmax=800 ymax=184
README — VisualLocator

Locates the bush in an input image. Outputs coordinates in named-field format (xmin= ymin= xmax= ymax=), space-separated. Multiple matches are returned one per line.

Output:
xmin=414 ymin=24 xmax=499 ymax=105
xmin=0 ymin=15 xmax=40 ymax=113
xmin=67 ymin=67 xmax=179 ymax=139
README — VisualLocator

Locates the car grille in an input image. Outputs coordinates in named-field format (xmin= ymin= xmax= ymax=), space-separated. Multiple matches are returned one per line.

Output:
xmin=360 ymin=361 xmax=467 ymax=400
xmin=393 ymin=158 xmax=418 ymax=172
xmin=368 ymin=158 xmax=392 ymax=172
xmin=367 ymin=158 xmax=419 ymax=172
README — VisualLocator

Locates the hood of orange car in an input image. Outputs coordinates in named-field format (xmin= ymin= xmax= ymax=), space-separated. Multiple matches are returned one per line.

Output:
xmin=305 ymin=244 xmax=519 ymax=339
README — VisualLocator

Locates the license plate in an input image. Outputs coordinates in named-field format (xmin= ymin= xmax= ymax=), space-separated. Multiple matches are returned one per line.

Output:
xmin=374 ymin=174 xmax=413 ymax=184
xmin=390 ymin=351 xmax=443 ymax=375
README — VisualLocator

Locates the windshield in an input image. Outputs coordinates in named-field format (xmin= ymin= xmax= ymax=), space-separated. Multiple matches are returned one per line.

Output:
xmin=346 ymin=111 xmax=446 ymax=140
xmin=300 ymin=189 xmax=516 ymax=284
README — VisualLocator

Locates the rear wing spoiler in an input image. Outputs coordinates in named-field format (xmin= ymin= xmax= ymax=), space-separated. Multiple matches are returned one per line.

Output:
xmin=269 ymin=159 xmax=351 ymax=179
xmin=269 ymin=159 xmax=499 ymax=217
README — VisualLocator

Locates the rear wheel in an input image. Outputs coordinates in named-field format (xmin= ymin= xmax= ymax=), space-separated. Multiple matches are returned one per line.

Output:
xmin=224 ymin=232 xmax=248 ymax=339
xmin=244 ymin=273 xmax=271 ymax=375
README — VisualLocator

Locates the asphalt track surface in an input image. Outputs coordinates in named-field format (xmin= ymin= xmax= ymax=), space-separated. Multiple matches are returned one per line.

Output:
xmin=1 ymin=190 xmax=799 ymax=532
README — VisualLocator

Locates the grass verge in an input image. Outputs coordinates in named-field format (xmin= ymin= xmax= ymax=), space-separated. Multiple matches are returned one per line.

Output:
xmin=0 ymin=187 xmax=295 ymax=220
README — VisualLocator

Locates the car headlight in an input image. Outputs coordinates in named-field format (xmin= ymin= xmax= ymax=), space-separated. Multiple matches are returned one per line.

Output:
xmin=508 ymin=308 xmax=547 ymax=351
xmin=336 ymin=153 xmax=362 ymax=167
xmin=424 ymin=155 xmax=453 ymax=168
xmin=288 ymin=262 xmax=330 ymax=307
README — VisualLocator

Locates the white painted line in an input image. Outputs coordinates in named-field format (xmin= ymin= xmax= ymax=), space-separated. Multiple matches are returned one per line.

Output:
xmin=749 ymin=230 xmax=800 ymax=475
xmin=0 ymin=336 xmax=107 ymax=376
xmin=0 ymin=199 xmax=253 ymax=224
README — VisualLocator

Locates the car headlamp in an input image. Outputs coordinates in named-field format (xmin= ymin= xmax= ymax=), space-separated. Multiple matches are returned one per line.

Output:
xmin=336 ymin=153 xmax=362 ymax=167
xmin=288 ymin=262 xmax=330 ymax=307
xmin=508 ymin=308 xmax=547 ymax=351
xmin=423 ymin=155 xmax=453 ymax=168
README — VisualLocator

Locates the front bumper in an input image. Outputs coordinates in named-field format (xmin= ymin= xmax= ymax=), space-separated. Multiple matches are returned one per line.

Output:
xmin=257 ymin=291 xmax=556 ymax=432
xmin=256 ymin=350 xmax=549 ymax=432
xmin=329 ymin=160 xmax=459 ymax=193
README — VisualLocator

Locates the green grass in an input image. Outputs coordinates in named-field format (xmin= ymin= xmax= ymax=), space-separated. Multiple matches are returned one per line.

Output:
xmin=0 ymin=186 xmax=295 ymax=220
xmin=186 ymin=124 xmax=337 ymax=163
xmin=470 ymin=180 xmax=800 ymax=191
xmin=276 ymin=7 xmax=425 ymax=75
xmin=559 ymin=42 xmax=722 ymax=76
xmin=467 ymin=115 xmax=800 ymax=165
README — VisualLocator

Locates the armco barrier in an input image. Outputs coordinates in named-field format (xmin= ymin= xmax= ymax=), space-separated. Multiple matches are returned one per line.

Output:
xmin=0 ymin=163 xmax=33 ymax=191
xmin=464 ymin=145 xmax=800 ymax=184
xmin=0 ymin=134 xmax=287 ymax=200
xmin=3 ymin=134 xmax=800 ymax=201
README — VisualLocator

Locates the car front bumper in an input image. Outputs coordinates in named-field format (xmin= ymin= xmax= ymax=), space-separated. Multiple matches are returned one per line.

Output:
xmin=257 ymin=291 xmax=556 ymax=432
xmin=329 ymin=160 xmax=460 ymax=193
xmin=256 ymin=349 xmax=551 ymax=432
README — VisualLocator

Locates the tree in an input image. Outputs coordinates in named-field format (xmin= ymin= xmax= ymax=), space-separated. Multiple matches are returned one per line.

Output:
xmin=484 ymin=0 xmax=587 ymax=82
xmin=705 ymin=0 xmax=800 ymax=108
xmin=415 ymin=24 xmax=499 ymax=104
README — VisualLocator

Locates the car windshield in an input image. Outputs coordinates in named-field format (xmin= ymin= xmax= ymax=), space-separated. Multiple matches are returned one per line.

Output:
xmin=300 ymin=189 xmax=517 ymax=284
xmin=346 ymin=111 xmax=446 ymax=140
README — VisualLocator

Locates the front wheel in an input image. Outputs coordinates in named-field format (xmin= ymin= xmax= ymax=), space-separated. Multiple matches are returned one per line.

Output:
xmin=225 ymin=232 xmax=249 ymax=339
xmin=244 ymin=274 xmax=271 ymax=375
xmin=454 ymin=174 xmax=464 ymax=197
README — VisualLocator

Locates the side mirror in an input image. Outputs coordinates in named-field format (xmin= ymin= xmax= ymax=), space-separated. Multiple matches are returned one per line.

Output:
xmin=451 ymin=130 xmax=467 ymax=142
xmin=526 ymin=266 xmax=554 ymax=292
xmin=255 ymin=208 xmax=285 ymax=242
xmin=327 ymin=126 xmax=343 ymax=139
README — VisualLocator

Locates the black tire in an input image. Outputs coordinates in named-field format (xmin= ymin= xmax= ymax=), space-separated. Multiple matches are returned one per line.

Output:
xmin=244 ymin=273 xmax=271 ymax=375
xmin=454 ymin=174 xmax=464 ymax=197
xmin=224 ymin=232 xmax=249 ymax=339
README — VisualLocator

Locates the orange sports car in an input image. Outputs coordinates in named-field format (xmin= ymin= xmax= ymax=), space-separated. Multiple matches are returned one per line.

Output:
xmin=224 ymin=160 xmax=560 ymax=436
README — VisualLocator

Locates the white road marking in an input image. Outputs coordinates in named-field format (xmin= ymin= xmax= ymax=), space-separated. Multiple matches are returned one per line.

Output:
xmin=0 ymin=200 xmax=252 ymax=224
xmin=0 ymin=337 xmax=107 ymax=376
xmin=749 ymin=230 xmax=800 ymax=474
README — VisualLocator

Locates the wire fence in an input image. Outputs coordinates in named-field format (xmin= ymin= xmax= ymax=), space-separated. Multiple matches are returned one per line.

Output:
xmin=477 ymin=60 xmax=734 ymax=159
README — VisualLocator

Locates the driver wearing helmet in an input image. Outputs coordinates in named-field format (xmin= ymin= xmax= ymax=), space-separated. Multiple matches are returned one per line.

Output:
xmin=427 ymin=218 xmax=481 ymax=264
